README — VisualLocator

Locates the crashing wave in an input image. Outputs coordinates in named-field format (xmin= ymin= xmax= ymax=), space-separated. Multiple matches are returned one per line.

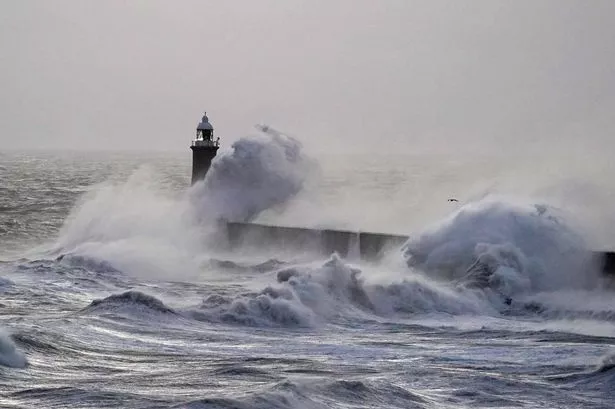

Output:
xmin=192 ymin=286 xmax=315 ymax=327
xmin=404 ymin=197 xmax=599 ymax=298
xmin=0 ymin=329 xmax=28 ymax=368
xmin=277 ymin=255 xmax=490 ymax=316
xmin=191 ymin=254 xmax=493 ymax=328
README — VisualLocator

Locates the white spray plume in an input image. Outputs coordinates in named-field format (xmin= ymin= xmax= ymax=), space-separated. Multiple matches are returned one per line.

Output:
xmin=191 ymin=126 xmax=315 ymax=222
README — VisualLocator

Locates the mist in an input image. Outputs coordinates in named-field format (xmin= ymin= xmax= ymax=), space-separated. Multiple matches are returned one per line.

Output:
xmin=1 ymin=0 xmax=614 ymax=155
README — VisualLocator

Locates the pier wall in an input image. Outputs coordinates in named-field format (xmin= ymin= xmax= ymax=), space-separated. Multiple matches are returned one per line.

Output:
xmin=225 ymin=221 xmax=407 ymax=259
xmin=223 ymin=221 xmax=615 ymax=276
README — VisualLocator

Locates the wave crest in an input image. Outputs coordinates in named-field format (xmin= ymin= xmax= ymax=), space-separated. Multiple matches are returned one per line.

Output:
xmin=83 ymin=290 xmax=175 ymax=316
xmin=192 ymin=286 xmax=315 ymax=327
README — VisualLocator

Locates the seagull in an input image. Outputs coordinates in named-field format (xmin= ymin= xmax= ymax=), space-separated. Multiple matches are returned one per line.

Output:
xmin=448 ymin=198 xmax=459 ymax=202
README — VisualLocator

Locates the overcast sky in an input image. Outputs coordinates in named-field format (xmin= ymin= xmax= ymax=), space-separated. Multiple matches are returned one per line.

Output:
xmin=1 ymin=1 xmax=614 ymax=154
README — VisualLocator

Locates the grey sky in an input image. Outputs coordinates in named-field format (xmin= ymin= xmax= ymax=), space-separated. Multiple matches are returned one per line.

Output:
xmin=1 ymin=0 xmax=614 ymax=154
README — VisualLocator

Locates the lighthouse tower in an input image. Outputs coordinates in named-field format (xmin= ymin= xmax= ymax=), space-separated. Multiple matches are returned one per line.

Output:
xmin=190 ymin=112 xmax=220 ymax=184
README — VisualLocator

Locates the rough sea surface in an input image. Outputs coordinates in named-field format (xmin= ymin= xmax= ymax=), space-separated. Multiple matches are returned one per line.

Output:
xmin=2 ymin=143 xmax=615 ymax=408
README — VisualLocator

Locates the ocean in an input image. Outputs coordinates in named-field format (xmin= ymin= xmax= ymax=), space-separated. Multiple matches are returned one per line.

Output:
xmin=2 ymin=134 xmax=615 ymax=408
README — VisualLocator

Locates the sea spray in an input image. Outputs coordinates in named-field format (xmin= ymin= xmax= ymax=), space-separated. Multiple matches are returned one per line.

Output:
xmin=52 ymin=129 xmax=314 ymax=279
xmin=191 ymin=127 xmax=315 ymax=222
xmin=52 ymin=168 xmax=204 ymax=279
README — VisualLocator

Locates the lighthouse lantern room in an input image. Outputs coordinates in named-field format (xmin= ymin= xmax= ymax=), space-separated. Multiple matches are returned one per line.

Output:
xmin=193 ymin=112 xmax=219 ymax=147
xmin=190 ymin=112 xmax=220 ymax=184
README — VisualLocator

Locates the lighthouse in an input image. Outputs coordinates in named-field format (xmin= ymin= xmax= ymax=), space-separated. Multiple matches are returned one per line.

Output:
xmin=190 ymin=112 xmax=220 ymax=184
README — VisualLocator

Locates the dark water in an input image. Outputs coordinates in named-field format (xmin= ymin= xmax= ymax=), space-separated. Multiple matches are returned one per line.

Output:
xmin=1 ymin=150 xmax=615 ymax=408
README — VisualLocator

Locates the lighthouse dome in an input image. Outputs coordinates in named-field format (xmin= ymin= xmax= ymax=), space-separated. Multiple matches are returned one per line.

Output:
xmin=197 ymin=112 xmax=213 ymax=130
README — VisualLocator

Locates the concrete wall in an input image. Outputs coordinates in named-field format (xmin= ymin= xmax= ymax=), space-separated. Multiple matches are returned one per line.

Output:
xmin=225 ymin=221 xmax=407 ymax=260
xmin=223 ymin=221 xmax=615 ymax=276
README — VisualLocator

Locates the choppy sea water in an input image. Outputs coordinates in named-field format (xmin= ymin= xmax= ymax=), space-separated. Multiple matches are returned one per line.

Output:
xmin=2 ymin=141 xmax=615 ymax=408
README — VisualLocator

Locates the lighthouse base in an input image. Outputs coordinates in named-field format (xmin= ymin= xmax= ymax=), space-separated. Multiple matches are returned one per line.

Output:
xmin=191 ymin=145 xmax=219 ymax=185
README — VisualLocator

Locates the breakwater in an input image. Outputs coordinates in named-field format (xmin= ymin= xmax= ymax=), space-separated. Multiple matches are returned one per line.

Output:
xmin=223 ymin=222 xmax=615 ymax=276
xmin=225 ymin=222 xmax=408 ymax=259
